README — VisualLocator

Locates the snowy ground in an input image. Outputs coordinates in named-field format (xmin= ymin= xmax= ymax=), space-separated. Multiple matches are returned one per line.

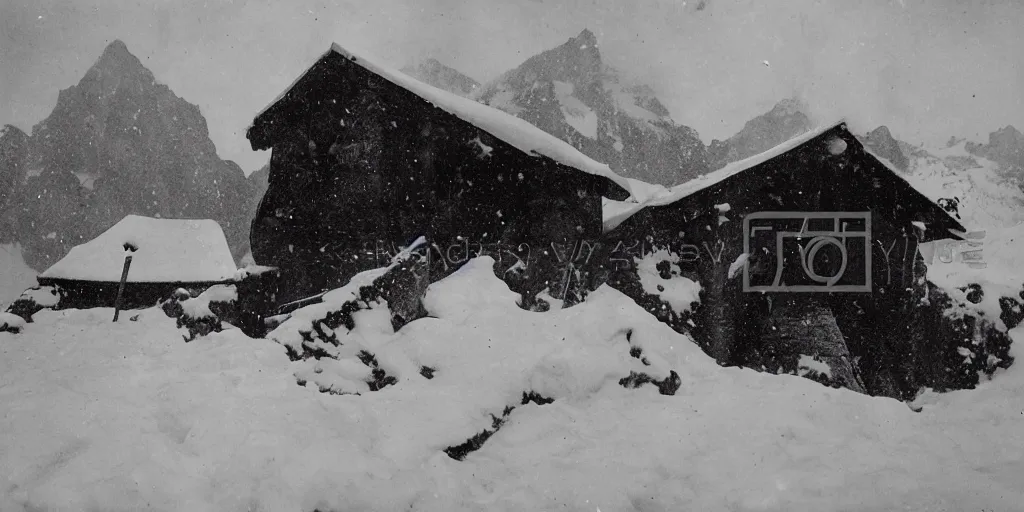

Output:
xmin=3 ymin=252 xmax=1024 ymax=511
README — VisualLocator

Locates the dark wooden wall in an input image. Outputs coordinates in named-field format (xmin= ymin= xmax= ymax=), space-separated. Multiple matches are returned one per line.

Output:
xmin=36 ymin=278 xmax=229 ymax=311
xmin=603 ymin=129 xmax=953 ymax=397
xmin=250 ymin=52 xmax=615 ymax=305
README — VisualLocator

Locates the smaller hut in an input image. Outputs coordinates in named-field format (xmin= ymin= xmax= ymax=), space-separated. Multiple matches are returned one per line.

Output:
xmin=600 ymin=121 xmax=969 ymax=398
xmin=36 ymin=215 xmax=237 ymax=310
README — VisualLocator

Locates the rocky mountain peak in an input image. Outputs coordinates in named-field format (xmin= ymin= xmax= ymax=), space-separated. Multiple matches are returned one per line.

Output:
xmin=400 ymin=58 xmax=480 ymax=97
xmin=707 ymin=98 xmax=814 ymax=170
xmin=573 ymin=28 xmax=598 ymax=48
xmin=867 ymin=125 xmax=894 ymax=140
xmin=6 ymin=39 xmax=253 ymax=271
xmin=770 ymin=97 xmax=805 ymax=117
xmin=966 ymin=125 xmax=1024 ymax=171
xmin=862 ymin=125 xmax=909 ymax=171
xmin=515 ymin=28 xmax=604 ymax=87
xmin=82 ymin=39 xmax=155 ymax=89
xmin=474 ymin=29 xmax=708 ymax=186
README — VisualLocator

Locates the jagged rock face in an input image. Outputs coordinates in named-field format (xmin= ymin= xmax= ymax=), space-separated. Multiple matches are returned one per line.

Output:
xmin=706 ymin=98 xmax=813 ymax=170
xmin=861 ymin=125 xmax=909 ymax=172
xmin=474 ymin=29 xmax=708 ymax=187
xmin=400 ymin=58 xmax=480 ymax=97
xmin=6 ymin=40 xmax=253 ymax=271
xmin=0 ymin=125 xmax=30 ymax=240
xmin=966 ymin=125 xmax=1024 ymax=172
xmin=245 ymin=164 xmax=270 ymax=227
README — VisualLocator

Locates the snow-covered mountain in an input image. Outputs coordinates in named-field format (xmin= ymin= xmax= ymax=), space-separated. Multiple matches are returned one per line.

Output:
xmin=473 ymin=29 xmax=709 ymax=186
xmin=0 ymin=40 xmax=263 ymax=271
xmin=899 ymin=137 xmax=1024 ymax=230
xmin=400 ymin=58 xmax=481 ymax=97
xmin=693 ymin=95 xmax=1022 ymax=230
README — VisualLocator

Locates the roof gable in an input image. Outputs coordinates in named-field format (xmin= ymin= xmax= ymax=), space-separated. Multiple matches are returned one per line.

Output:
xmin=39 ymin=215 xmax=237 ymax=283
xmin=248 ymin=42 xmax=632 ymax=198
xmin=605 ymin=121 xmax=965 ymax=237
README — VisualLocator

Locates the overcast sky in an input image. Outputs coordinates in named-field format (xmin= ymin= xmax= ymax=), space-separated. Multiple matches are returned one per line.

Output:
xmin=2 ymin=0 xmax=1021 ymax=172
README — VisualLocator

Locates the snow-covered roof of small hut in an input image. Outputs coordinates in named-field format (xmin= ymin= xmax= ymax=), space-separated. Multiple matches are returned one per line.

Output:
xmin=253 ymin=42 xmax=633 ymax=197
xmin=603 ymin=121 xmax=848 ymax=231
xmin=39 ymin=216 xmax=236 ymax=283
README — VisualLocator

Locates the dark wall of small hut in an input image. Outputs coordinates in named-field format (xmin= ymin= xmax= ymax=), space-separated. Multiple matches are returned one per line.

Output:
xmin=601 ymin=128 xmax=961 ymax=397
xmin=250 ymin=52 xmax=614 ymax=304
xmin=37 ymin=278 xmax=228 ymax=311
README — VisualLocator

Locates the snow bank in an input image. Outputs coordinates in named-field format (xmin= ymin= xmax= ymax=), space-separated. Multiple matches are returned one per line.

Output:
xmin=0 ymin=243 xmax=36 ymax=309
xmin=255 ymin=43 xmax=633 ymax=197
xmin=3 ymin=258 xmax=1024 ymax=510
xmin=0 ymin=312 xmax=24 ymax=333
xmin=634 ymin=248 xmax=701 ymax=315
xmin=179 ymin=284 xmax=237 ymax=320
xmin=39 ymin=216 xmax=236 ymax=283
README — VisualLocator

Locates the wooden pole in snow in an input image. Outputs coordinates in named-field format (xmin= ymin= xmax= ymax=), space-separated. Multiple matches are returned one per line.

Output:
xmin=113 ymin=243 xmax=138 ymax=322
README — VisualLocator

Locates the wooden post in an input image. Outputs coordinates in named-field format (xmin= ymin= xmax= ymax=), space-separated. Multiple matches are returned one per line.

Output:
xmin=113 ymin=243 xmax=137 ymax=322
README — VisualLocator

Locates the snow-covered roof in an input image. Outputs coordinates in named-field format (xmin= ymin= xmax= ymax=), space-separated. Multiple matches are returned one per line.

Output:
xmin=39 ymin=215 xmax=236 ymax=283
xmin=252 ymin=42 xmax=632 ymax=197
xmin=647 ymin=121 xmax=844 ymax=208
xmin=604 ymin=121 xmax=847 ymax=231
xmin=603 ymin=120 xmax=965 ymax=234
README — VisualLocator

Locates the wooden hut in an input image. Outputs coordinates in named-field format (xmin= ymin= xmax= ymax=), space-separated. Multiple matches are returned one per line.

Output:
xmin=601 ymin=121 xmax=966 ymax=397
xmin=246 ymin=43 xmax=631 ymax=306
xmin=36 ymin=215 xmax=237 ymax=310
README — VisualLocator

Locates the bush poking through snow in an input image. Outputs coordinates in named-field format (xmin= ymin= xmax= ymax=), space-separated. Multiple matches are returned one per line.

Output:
xmin=4 ymin=286 xmax=62 ymax=323
xmin=444 ymin=393 xmax=556 ymax=461
xmin=618 ymin=370 xmax=682 ymax=396
xmin=357 ymin=350 xmax=398 ymax=391
xmin=604 ymin=250 xmax=701 ymax=336
xmin=521 ymin=390 xmax=555 ymax=405
xmin=274 ymin=252 xmax=429 ymax=363
xmin=444 ymin=408 xmax=513 ymax=462
xmin=270 ymin=251 xmax=430 ymax=395
xmin=0 ymin=312 xmax=26 ymax=333
xmin=160 ymin=285 xmax=238 ymax=342
xmin=906 ymin=281 xmax=1019 ymax=392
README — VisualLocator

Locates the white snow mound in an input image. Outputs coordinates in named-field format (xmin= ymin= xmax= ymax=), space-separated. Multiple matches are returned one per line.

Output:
xmin=2 ymin=255 xmax=1024 ymax=511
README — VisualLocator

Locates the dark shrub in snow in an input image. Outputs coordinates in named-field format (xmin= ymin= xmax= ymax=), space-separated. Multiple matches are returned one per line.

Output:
xmin=4 ymin=286 xmax=62 ymax=323
xmin=903 ymin=281 xmax=1019 ymax=395
xmin=269 ymin=248 xmax=431 ymax=394
xmin=160 ymin=285 xmax=238 ymax=342
xmin=0 ymin=312 xmax=26 ymax=333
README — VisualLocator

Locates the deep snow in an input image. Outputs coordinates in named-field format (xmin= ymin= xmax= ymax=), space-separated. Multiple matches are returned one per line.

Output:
xmin=3 ymin=249 xmax=1024 ymax=511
